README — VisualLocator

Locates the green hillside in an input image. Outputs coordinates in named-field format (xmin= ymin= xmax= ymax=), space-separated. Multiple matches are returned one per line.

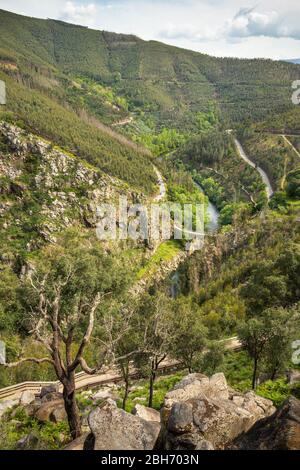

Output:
xmin=1 ymin=8 xmax=300 ymax=135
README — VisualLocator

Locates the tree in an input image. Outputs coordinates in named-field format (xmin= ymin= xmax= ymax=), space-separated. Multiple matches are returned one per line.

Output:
xmin=238 ymin=308 xmax=299 ymax=389
xmin=171 ymin=298 xmax=207 ymax=373
xmin=116 ymin=327 xmax=140 ymax=411
xmin=200 ymin=342 xmax=225 ymax=376
xmin=135 ymin=292 xmax=175 ymax=408
xmin=238 ymin=318 xmax=272 ymax=389
xmin=1 ymin=233 xmax=133 ymax=439
xmin=241 ymin=261 xmax=288 ymax=315
xmin=263 ymin=307 xmax=299 ymax=380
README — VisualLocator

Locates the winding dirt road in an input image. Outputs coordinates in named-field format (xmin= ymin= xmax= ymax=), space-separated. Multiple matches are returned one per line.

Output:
xmin=233 ymin=137 xmax=274 ymax=200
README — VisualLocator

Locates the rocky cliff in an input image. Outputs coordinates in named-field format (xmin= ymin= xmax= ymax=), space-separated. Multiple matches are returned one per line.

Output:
xmin=0 ymin=122 xmax=142 ymax=260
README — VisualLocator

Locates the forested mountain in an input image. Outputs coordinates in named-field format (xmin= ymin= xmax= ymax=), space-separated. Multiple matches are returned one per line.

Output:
xmin=1 ymin=7 xmax=300 ymax=451
xmin=0 ymin=8 xmax=300 ymax=136
xmin=285 ymin=59 xmax=300 ymax=64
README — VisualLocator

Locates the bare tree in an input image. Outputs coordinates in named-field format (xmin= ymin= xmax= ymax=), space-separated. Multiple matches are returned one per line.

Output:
xmin=1 ymin=237 xmax=137 ymax=439
xmin=135 ymin=292 xmax=175 ymax=408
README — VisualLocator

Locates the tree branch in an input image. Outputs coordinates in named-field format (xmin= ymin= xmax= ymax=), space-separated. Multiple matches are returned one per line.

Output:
xmin=2 ymin=357 xmax=54 ymax=368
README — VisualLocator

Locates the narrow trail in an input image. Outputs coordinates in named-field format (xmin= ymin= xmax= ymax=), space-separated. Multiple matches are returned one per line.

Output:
xmin=0 ymin=338 xmax=241 ymax=402
xmin=282 ymin=134 xmax=300 ymax=160
xmin=153 ymin=165 xmax=167 ymax=202
xmin=112 ymin=116 xmax=134 ymax=127
xmin=233 ymin=137 xmax=274 ymax=200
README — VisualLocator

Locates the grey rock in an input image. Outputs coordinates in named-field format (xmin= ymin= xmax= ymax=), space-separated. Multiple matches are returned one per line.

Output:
xmin=230 ymin=396 xmax=300 ymax=450
xmin=0 ymin=399 xmax=19 ymax=419
xmin=40 ymin=384 xmax=60 ymax=399
xmin=16 ymin=433 xmax=39 ymax=450
xmin=132 ymin=404 xmax=161 ymax=423
xmin=20 ymin=391 xmax=36 ymax=406
xmin=50 ymin=403 xmax=67 ymax=423
xmin=41 ymin=391 xmax=63 ymax=403
xmin=87 ymin=401 xmax=160 ymax=450
xmin=161 ymin=373 xmax=275 ymax=450
xmin=288 ymin=370 xmax=300 ymax=385
xmin=168 ymin=402 xmax=193 ymax=434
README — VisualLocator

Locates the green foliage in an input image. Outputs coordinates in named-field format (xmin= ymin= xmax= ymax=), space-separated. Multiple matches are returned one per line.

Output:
xmin=175 ymin=131 xmax=266 ymax=211
xmin=171 ymin=297 xmax=208 ymax=372
xmin=133 ymin=128 xmax=187 ymax=156
xmin=256 ymin=379 xmax=291 ymax=407
xmin=117 ymin=372 xmax=185 ymax=412
xmin=0 ymin=407 xmax=70 ymax=450
xmin=286 ymin=169 xmax=300 ymax=199
xmin=238 ymin=130 xmax=300 ymax=193
xmin=199 ymin=342 xmax=225 ymax=376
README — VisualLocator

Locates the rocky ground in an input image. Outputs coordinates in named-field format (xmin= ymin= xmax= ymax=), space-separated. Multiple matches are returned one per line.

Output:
xmin=1 ymin=372 xmax=300 ymax=450
xmin=72 ymin=373 xmax=300 ymax=451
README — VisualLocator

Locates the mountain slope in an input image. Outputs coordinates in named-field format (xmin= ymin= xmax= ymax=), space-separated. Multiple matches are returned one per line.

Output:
xmin=1 ymin=8 xmax=300 ymax=134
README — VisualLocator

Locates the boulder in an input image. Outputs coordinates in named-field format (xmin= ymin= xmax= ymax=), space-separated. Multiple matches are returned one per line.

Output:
xmin=20 ymin=391 xmax=36 ymax=406
xmin=41 ymin=391 xmax=63 ymax=403
xmin=40 ymin=384 xmax=60 ymax=399
xmin=92 ymin=388 xmax=118 ymax=402
xmin=230 ymin=396 xmax=300 ymax=450
xmin=288 ymin=370 xmax=300 ymax=385
xmin=50 ymin=403 xmax=67 ymax=423
xmin=86 ymin=400 xmax=160 ymax=450
xmin=132 ymin=404 xmax=161 ymax=423
xmin=16 ymin=433 xmax=39 ymax=450
xmin=0 ymin=399 xmax=18 ymax=419
xmin=164 ymin=373 xmax=228 ymax=410
xmin=161 ymin=373 xmax=275 ymax=450
xmin=65 ymin=434 xmax=89 ymax=451
xmin=35 ymin=399 xmax=64 ymax=423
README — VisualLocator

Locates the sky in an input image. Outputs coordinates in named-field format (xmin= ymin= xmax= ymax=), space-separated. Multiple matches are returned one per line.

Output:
xmin=0 ymin=0 xmax=300 ymax=59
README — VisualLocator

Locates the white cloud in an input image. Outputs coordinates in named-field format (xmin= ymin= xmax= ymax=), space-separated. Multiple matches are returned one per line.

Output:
xmin=161 ymin=24 xmax=218 ymax=42
xmin=226 ymin=6 xmax=300 ymax=40
xmin=0 ymin=0 xmax=300 ymax=59
xmin=61 ymin=2 xmax=98 ymax=26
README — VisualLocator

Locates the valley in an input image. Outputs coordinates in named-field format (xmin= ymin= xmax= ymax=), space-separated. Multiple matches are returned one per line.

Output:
xmin=0 ymin=7 xmax=300 ymax=452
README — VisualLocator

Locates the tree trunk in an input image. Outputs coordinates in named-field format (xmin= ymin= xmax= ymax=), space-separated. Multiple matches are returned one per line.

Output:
xmin=148 ymin=370 xmax=156 ymax=408
xmin=252 ymin=357 xmax=258 ymax=390
xmin=270 ymin=364 xmax=279 ymax=381
xmin=148 ymin=358 xmax=157 ymax=408
xmin=63 ymin=373 xmax=81 ymax=440
xmin=122 ymin=363 xmax=130 ymax=410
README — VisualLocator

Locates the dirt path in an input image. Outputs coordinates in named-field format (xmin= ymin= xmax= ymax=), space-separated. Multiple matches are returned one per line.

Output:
xmin=0 ymin=338 xmax=241 ymax=402
xmin=282 ymin=134 xmax=300 ymax=159
xmin=233 ymin=137 xmax=274 ymax=199
xmin=112 ymin=116 xmax=134 ymax=127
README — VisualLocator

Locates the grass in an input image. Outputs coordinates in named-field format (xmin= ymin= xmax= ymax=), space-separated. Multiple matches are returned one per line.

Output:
xmin=137 ymin=240 xmax=182 ymax=280
xmin=117 ymin=372 xmax=186 ymax=413
xmin=0 ymin=406 xmax=70 ymax=450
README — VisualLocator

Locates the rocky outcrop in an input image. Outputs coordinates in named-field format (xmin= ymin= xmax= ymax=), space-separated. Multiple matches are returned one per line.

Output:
xmin=230 ymin=396 xmax=300 ymax=450
xmin=0 ymin=398 xmax=19 ymax=419
xmin=86 ymin=400 xmax=160 ymax=450
xmin=160 ymin=373 xmax=275 ymax=450
xmin=35 ymin=399 xmax=67 ymax=423
xmin=19 ymin=391 xmax=36 ymax=406
xmin=132 ymin=404 xmax=161 ymax=423
xmin=0 ymin=122 xmax=141 ymax=249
